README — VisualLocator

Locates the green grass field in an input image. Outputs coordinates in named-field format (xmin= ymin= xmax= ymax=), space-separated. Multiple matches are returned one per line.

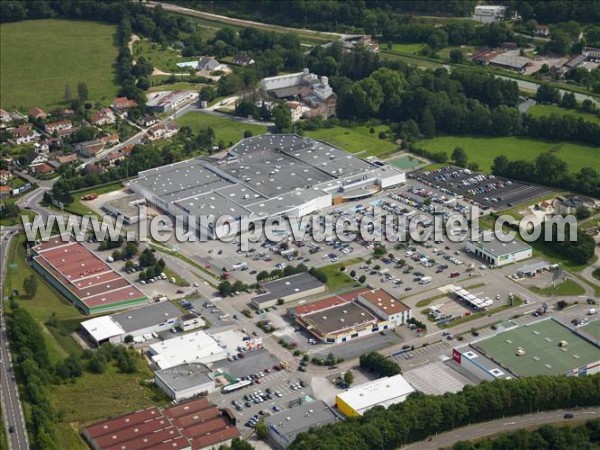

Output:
xmin=475 ymin=319 xmax=599 ymax=377
xmin=305 ymin=125 xmax=400 ymax=156
xmin=320 ymin=258 xmax=362 ymax=291
xmin=176 ymin=112 xmax=268 ymax=146
xmin=133 ymin=39 xmax=186 ymax=72
xmin=390 ymin=43 xmax=426 ymax=54
xmin=529 ymin=278 xmax=586 ymax=296
xmin=528 ymin=104 xmax=600 ymax=125
xmin=0 ymin=20 xmax=119 ymax=110
xmin=418 ymin=135 xmax=596 ymax=174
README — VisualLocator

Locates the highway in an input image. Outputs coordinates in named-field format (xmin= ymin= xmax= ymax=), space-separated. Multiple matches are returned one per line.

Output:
xmin=0 ymin=230 xmax=29 ymax=450
xmin=403 ymin=407 xmax=600 ymax=449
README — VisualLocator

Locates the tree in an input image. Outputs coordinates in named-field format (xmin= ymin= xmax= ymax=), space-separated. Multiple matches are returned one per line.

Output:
xmin=358 ymin=275 xmax=367 ymax=284
xmin=255 ymin=420 xmax=268 ymax=439
xmin=218 ymin=281 xmax=233 ymax=297
xmin=449 ymin=49 xmax=464 ymax=63
xmin=560 ymin=92 xmax=577 ymax=109
xmin=199 ymin=86 xmax=216 ymax=102
xmin=139 ymin=248 xmax=156 ymax=267
xmin=536 ymin=84 xmax=561 ymax=104
xmin=451 ymin=147 xmax=468 ymax=167
xmin=124 ymin=335 xmax=134 ymax=344
xmin=77 ymin=81 xmax=89 ymax=102
xmin=88 ymin=354 xmax=106 ymax=374
xmin=272 ymin=103 xmax=292 ymax=132
xmin=350 ymin=270 xmax=356 ymax=278
xmin=23 ymin=275 xmax=38 ymax=298
xmin=576 ymin=206 xmax=591 ymax=220
xmin=343 ymin=370 xmax=354 ymax=385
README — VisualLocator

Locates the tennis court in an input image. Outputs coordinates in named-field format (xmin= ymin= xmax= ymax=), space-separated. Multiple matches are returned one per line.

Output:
xmin=474 ymin=319 xmax=599 ymax=377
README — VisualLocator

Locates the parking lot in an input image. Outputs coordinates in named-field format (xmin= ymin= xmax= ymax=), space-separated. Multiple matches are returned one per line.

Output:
xmin=412 ymin=166 xmax=553 ymax=210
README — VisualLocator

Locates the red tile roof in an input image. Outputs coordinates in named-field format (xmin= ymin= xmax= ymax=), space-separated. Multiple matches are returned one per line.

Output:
xmin=293 ymin=288 xmax=371 ymax=316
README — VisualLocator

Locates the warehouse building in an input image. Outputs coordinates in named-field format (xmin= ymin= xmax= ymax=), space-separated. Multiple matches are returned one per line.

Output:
xmin=127 ymin=135 xmax=405 ymax=239
xmin=155 ymin=362 xmax=216 ymax=401
xmin=266 ymin=400 xmax=339 ymax=448
xmin=465 ymin=231 xmax=532 ymax=267
xmin=149 ymin=330 xmax=228 ymax=369
xmin=29 ymin=236 xmax=146 ymax=315
xmin=473 ymin=5 xmax=506 ymax=23
xmin=83 ymin=397 xmax=239 ymax=450
xmin=335 ymin=374 xmax=416 ymax=417
xmin=80 ymin=301 xmax=181 ymax=346
xmin=356 ymin=289 xmax=411 ymax=328
xmin=251 ymin=272 xmax=326 ymax=309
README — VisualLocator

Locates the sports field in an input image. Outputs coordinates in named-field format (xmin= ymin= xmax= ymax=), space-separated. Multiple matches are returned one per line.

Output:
xmin=418 ymin=135 xmax=596 ymax=174
xmin=0 ymin=20 xmax=119 ymax=110
xmin=475 ymin=319 xmax=599 ymax=377
xmin=528 ymin=104 xmax=600 ymax=126
xmin=176 ymin=112 xmax=267 ymax=146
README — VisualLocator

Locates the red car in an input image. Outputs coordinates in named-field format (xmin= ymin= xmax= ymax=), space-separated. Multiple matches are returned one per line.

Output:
xmin=255 ymin=379 xmax=261 ymax=384
xmin=176 ymin=289 xmax=184 ymax=294
xmin=264 ymin=368 xmax=271 ymax=373
xmin=273 ymin=365 xmax=281 ymax=371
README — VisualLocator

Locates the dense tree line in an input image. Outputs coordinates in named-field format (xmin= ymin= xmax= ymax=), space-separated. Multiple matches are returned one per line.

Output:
xmin=290 ymin=373 xmax=600 ymax=449
xmin=452 ymin=419 xmax=600 ymax=450
xmin=537 ymin=222 xmax=596 ymax=265
xmin=359 ymin=352 xmax=401 ymax=377
xmin=492 ymin=152 xmax=600 ymax=199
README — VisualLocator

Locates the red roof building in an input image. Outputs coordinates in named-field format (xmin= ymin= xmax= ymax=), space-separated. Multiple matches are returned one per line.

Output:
xmin=29 ymin=107 xmax=48 ymax=119
xmin=112 ymin=97 xmax=138 ymax=110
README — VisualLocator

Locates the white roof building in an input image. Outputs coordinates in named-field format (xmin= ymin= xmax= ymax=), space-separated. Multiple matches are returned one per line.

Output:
xmin=336 ymin=374 xmax=415 ymax=417
xmin=149 ymin=330 xmax=228 ymax=369
xmin=81 ymin=315 xmax=126 ymax=344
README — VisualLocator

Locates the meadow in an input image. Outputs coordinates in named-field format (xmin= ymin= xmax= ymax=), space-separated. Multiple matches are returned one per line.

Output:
xmin=305 ymin=125 xmax=400 ymax=156
xmin=528 ymin=104 xmax=600 ymax=126
xmin=176 ymin=112 xmax=268 ymax=145
xmin=417 ymin=135 xmax=596 ymax=174
xmin=0 ymin=20 xmax=119 ymax=110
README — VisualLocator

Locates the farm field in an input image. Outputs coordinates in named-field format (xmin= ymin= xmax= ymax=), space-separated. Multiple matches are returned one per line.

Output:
xmin=528 ymin=104 xmax=600 ymax=125
xmin=176 ymin=112 xmax=267 ymax=145
xmin=418 ymin=135 xmax=596 ymax=174
xmin=0 ymin=20 xmax=119 ymax=110
xmin=305 ymin=125 xmax=399 ymax=156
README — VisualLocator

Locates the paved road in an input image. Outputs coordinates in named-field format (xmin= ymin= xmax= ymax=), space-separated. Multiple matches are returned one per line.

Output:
xmin=495 ymin=75 xmax=599 ymax=104
xmin=0 ymin=231 xmax=30 ymax=450
xmin=403 ymin=407 xmax=600 ymax=449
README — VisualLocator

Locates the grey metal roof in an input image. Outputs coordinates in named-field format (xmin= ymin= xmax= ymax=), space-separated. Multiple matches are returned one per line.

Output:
xmin=300 ymin=301 xmax=378 ymax=335
xmin=266 ymin=400 xmax=338 ymax=446
xmin=252 ymin=272 xmax=324 ymax=305
xmin=469 ymin=232 xmax=532 ymax=257
xmin=112 ymin=301 xmax=181 ymax=333
xmin=154 ymin=362 xmax=213 ymax=392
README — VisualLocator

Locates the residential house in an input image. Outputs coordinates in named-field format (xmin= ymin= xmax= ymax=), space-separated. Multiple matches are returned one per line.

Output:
xmin=232 ymin=53 xmax=255 ymax=66
xmin=553 ymin=195 xmax=595 ymax=215
xmin=33 ymin=141 xmax=50 ymax=153
xmin=30 ymin=154 xmax=48 ymax=166
xmin=9 ymin=124 xmax=37 ymax=145
xmin=31 ymin=162 xmax=55 ymax=176
xmin=29 ymin=107 xmax=48 ymax=120
xmin=536 ymin=25 xmax=550 ymax=37
xmin=0 ymin=185 xmax=11 ymax=198
xmin=0 ymin=170 xmax=13 ymax=185
xmin=147 ymin=123 xmax=180 ymax=141
xmin=90 ymin=109 xmax=116 ymax=127
xmin=76 ymin=139 xmax=106 ymax=158
xmin=197 ymin=56 xmax=225 ymax=71
xmin=55 ymin=153 xmax=78 ymax=165
xmin=101 ymin=134 xmax=120 ymax=147
xmin=112 ymin=97 xmax=138 ymax=111
xmin=103 ymin=151 xmax=125 ymax=167
xmin=137 ymin=114 xmax=158 ymax=127
xmin=287 ymin=101 xmax=310 ymax=122
xmin=341 ymin=35 xmax=379 ymax=53
xmin=45 ymin=119 xmax=73 ymax=135
xmin=0 ymin=109 xmax=12 ymax=125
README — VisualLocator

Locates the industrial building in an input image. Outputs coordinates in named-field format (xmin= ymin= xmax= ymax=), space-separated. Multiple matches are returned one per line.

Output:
xmin=489 ymin=54 xmax=530 ymax=73
xmin=80 ymin=301 xmax=182 ymax=346
xmin=29 ymin=236 xmax=146 ymax=315
xmin=83 ymin=397 xmax=240 ymax=450
xmin=155 ymin=363 xmax=216 ymax=401
xmin=149 ymin=330 xmax=228 ymax=369
xmin=251 ymin=272 xmax=326 ymax=309
xmin=146 ymin=90 xmax=196 ymax=113
xmin=465 ymin=231 xmax=532 ymax=267
xmin=473 ymin=5 xmax=507 ymax=23
xmin=266 ymin=400 xmax=339 ymax=448
xmin=356 ymin=289 xmax=411 ymax=328
xmin=103 ymin=194 xmax=146 ymax=225
xmin=335 ymin=374 xmax=416 ymax=417
xmin=127 ymin=135 xmax=405 ymax=238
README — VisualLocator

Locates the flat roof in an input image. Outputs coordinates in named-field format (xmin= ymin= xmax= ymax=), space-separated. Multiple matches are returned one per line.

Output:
xmin=112 ymin=301 xmax=181 ymax=333
xmin=336 ymin=374 xmax=415 ymax=414
xmin=359 ymin=289 xmax=410 ymax=315
xmin=300 ymin=301 xmax=378 ymax=336
xmin=468 ymin=231 xmax=532 ymax=257
xmin=266 ymin=400 xmax=338 ymax=445
xmin=253 ymin=272 xmax=325 ymax=304
xmin=32 ymin=238 xmax=146 ymax=311
xmin=155 ymin=362 xmax=213 ymax=394
xmin=294 ymin=288 xmax=370 ymax=316
xmin=490 ymin=54 xmax=530 ymax=69
xmin=517 ymin=260 xmax=554 ymax=274
xmin=149 ymin=330 xmax=228 ymax=369
xmin=80 ymin=315 xmax=125 ymax=342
